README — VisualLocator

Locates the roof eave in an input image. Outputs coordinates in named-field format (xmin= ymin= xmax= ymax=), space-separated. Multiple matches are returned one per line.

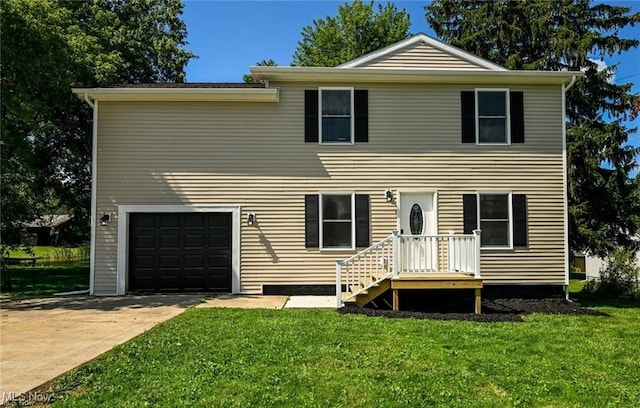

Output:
xmin=251 ymin=67 xmax=584 ymax=85
xmin=71 ymin=87 xmax=280 ymax=102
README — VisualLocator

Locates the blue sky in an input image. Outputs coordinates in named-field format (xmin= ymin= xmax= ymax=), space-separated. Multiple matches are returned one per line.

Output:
xmin=182 ymin=0 xmax=639 ymax=171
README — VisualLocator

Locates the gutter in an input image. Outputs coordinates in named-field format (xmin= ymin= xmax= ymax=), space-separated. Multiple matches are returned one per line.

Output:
xmin=80 ymin=93 xmax=97 ymax=296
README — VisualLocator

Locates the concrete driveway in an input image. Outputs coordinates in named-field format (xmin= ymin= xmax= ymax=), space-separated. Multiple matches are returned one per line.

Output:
xmin=0 ymin=294 xmax=203 ymax=398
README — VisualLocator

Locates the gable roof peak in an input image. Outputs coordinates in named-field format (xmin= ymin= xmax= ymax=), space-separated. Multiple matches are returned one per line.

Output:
xmin=338 ymin=33 xmax=507 ymax=71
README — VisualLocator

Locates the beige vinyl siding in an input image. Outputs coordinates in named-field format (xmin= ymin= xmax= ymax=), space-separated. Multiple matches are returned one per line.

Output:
xmin=359 ymin=43 xmax=490 ymax=70
xmin=93 ymin=82 xmax=564 ymax=294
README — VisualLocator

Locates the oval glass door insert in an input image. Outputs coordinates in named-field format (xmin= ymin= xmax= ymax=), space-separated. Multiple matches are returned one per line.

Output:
xmin=409 ymin=203 xmax=424 ymax=235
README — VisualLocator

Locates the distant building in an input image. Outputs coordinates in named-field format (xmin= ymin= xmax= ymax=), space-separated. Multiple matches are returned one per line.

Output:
xmin=26 ymin=215 xmax=71 ymax=246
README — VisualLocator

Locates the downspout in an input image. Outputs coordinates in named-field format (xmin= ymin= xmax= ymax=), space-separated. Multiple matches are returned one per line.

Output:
xmin=82 ymin=93 xmax=97 ymax=295
xmin=562 ymin=76 xmax=576 ymax=302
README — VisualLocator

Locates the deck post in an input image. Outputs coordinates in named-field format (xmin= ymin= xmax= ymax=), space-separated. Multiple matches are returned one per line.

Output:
xmin=474 ymin=288 xmax=482 ymax=314
xmin=392 ymin=230 xmax=400 ymax=278
xmin=336 ymin=260 xmax=343 ymax=309
xmin=473 ymin=229 xmax=482 ymax=278
xmin=392 ymin=289 xmax=399 ymax=311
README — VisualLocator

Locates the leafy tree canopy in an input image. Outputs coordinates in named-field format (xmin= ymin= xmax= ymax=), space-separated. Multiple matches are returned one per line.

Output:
xmin=1 ymin=0 xmax=196 ymax=245
xmin=292 ymin=0 xmax=411 ymax=67
xmin=426 ymin=0 xmax=640 ymax=257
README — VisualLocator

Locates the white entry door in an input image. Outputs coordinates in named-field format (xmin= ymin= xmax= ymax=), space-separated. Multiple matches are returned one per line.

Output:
xmin=398 ymin=193 xmax=437 ymax=272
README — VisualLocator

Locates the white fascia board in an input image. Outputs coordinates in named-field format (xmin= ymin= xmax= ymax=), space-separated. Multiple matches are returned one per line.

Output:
xmin=251 ymin=66 xmax=584 ymax=85
xmin=338 ymin=33 xmax=507 ymax=71
xmin=71 ymin=87 xmax=279 ymax=103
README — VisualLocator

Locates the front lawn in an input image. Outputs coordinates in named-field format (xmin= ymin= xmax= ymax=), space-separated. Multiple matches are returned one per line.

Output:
xmin=46 ymin=306 xmax=639 ymax=407
xmin=0 ymin=262 xmax=89 ymax=296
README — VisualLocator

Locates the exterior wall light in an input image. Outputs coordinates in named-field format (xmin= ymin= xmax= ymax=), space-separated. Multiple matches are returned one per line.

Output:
xmin=247 ymin=212 xmax=256 ymax=226
xmin=385 ymin=189 xmax=393 ymax=203
xmin=100 ymin=213 xmax=111 ymax=226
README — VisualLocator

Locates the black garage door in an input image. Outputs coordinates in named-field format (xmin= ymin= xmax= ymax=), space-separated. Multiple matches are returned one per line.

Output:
xmin=129 ymin=212 xmax=232 ymax=292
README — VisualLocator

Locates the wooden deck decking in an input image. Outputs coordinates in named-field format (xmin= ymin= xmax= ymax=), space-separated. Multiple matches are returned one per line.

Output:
xmin=343 ymin=273 xmax=483 ymax=314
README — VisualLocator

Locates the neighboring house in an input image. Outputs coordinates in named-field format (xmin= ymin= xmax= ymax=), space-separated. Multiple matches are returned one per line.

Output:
xmin=73 ymin=34 xmax=582 ymax=304
xmin=25 ymin=215 xmax=71 ymax=246
xmin=574 ymin=245 xmax=640 ymax=280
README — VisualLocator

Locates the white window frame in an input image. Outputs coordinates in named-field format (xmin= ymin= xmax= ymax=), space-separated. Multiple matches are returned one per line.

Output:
xmin=475 ymin=88 xmax=511 ymax=145
xmin=477 ymin=192 xmax=513 ymax=250
xmin=319 ymin=192 xmax=356 ymax=250
xmin=318 ymin=87 xmax=355 ymax=145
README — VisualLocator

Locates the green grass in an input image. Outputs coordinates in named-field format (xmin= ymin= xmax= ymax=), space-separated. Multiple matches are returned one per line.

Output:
xmin=569 ymin=271 xmax=587 ymax=293
xmin=0 ymin=262 xmax=89 ymax=296
xmin=6 ymin=245 xmax=89 ymax=261
xmin=46 ymin=306 xmax=640 ymax=407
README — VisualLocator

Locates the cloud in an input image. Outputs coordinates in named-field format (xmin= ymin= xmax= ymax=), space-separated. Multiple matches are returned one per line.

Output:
xmin=588 ymin=58 xmax=616 ymax=84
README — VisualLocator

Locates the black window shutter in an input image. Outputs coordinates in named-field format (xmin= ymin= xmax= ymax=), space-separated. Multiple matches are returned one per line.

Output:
xmin=461 ymin=91 xmax=475 ymax=143
xmin=354 ymin=90 xmax=368 ymax=143
xmin=512 ymin=194 xmax=528 ymax=247
xmin=463 ymin=194 xmax=478 ymax=234
xmin=305 ymin=195 xmax=319 ymax=248
xmin=510 ymin=91 xmax=525 ymax=143
xmin=355 ymin=194 xmax=370 ymax=247
xmin=305 ymin=90 xmax=319 ymax=143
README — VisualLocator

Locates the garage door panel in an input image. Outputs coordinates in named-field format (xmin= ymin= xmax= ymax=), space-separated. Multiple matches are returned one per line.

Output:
xmin=134 ymin=235 xmax=155 ymax=249
xmin=184 ymin=234 xmax=205 ymax=248
xmin=158 ymin=255 xmax=179 ymax=268
xmin=129 ymin=212 xmax=232 ymax=292
xmin=132 ymin=255 xmax=155 ymax=269
xmin=184 ymin=254 xmax=204 ymax=268
xmin=158 ymin=234 xmax=179 ymax=249
xmin=184 ymin=214 xmax=205 ymax=227
xmin=209 ymin=233 xmax=230 ymax=248
xmin=159 ymin=214 xmax=180 ymax=228
xmin=135 ymin=214 xmax=156 ymax=228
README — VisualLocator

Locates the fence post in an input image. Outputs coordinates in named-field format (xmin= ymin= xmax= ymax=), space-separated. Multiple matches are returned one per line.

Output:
xmin=336 ymin=260 xmax=343 ymax=308
xmin=473 ymin=229 xmax=482 ymax=278
xmin=392 ymin=230 xmax=400 ymax=278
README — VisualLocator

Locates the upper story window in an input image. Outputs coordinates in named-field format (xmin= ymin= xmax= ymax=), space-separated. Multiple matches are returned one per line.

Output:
xmin=320 ymin=88 xmax=354 ymax=144
xmin=477 ymin=90 xmax=509 ymax=144
xmin=461 ymin=89 xmax=524 ymax=144
xmin=305 ymin=89 xmax=368 ymax=144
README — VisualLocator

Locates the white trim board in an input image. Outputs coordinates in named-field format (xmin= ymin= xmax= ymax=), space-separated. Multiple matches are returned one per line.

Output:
xmin=116 ymin=205 xmax=242 ymax=295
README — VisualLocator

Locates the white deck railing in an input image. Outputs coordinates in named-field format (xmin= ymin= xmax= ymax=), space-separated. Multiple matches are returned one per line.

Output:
xmin=336 ymin=230 xmax=481 ymax=308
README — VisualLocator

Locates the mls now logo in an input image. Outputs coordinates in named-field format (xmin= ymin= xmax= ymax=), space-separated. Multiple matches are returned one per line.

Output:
xmin=2 ymin=391 xmax=54 ymax=404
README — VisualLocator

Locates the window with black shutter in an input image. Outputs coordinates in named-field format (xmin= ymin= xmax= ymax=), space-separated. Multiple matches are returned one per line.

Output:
xmin=461 ymin=90 xmax=525 ymax=144
xmin=305 ymin=88 xmax=368 ymax=144
xmin=462 ymin=192 xmax=528 ymax=249
xmin=305 ymin=193 xmax=370 ymax=249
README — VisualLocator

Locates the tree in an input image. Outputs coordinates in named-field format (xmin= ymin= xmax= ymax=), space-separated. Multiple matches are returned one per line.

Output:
xmin=426 ymin=0 xmax=640 ymax=258
xmin=292 ymin=0 xmax=411 ymax=67
xmin=243 ymin=59 xmax=278 ymax=84
xmin=1 ymin=0 xmax=196 ymax=247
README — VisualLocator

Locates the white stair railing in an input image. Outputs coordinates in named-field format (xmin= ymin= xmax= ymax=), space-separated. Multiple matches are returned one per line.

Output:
xmin=336 ymin=230 xmax=482 ymax=308
xmin=336 ymin=234 xmax=394 ymax=308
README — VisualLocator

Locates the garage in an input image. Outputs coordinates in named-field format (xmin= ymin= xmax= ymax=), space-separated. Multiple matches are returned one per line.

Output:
xmin=128 ymin=212 xmax=232 ymax=292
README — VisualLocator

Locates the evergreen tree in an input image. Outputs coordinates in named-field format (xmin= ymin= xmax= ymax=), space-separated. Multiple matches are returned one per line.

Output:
xmin=293 ymin=0 xmax=410 ymax=67
xmin=243 ymin=59 xmax=278 ymax=84
xmin=426 ymin=0 xmax=640 ymax=257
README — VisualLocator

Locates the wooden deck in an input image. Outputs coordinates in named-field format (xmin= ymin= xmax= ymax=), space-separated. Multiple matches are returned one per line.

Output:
xmin=343 ymin=273 xmax=483 ymax=314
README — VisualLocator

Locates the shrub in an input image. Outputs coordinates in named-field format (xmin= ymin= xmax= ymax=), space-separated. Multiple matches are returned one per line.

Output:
xmin=585 ymin=248 xmax=639 ymax=298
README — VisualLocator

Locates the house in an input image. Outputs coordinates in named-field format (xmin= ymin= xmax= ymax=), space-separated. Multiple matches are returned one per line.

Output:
xmin=73 ymin=34 xmax=582 ymax=310
xmin=25 ymin=215 xmax=72 ymax=246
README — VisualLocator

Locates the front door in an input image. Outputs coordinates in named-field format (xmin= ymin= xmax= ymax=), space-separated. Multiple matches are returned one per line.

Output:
xmin=398 ymin=193 xmax=436 ymax=272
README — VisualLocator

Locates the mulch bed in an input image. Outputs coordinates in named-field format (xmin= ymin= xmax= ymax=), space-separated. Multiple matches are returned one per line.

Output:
xmin=338 ymin=298 xmax=609 ymax=322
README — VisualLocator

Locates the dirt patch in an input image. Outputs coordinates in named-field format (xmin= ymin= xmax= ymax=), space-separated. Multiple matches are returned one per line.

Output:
xmin=339 ymin=298 xmax=608 ymax=322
